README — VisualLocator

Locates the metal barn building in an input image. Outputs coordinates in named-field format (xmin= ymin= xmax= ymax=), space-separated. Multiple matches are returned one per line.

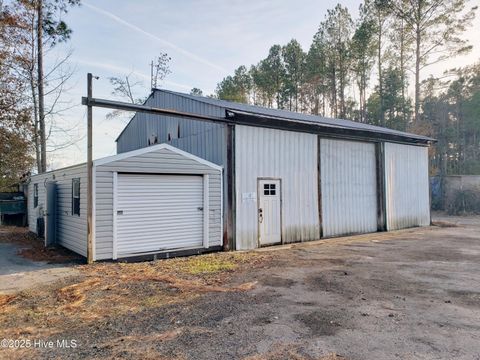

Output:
xmin=27 ymin=144 xmax=223 ymax=260
xmin=28 ymin=89 xmax=432 ymax=260
xmin=116 ymin=89 xmax=433 ymax=252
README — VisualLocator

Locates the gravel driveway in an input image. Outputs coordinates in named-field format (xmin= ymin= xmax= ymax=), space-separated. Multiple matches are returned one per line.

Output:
xmin=0 ymin=227 xmax=79 ymax=294
xmin=1 ymin=215 xmax=479 ymax=359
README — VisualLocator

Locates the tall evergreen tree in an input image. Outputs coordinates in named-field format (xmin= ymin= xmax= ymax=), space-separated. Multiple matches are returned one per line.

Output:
xmin=351 ymin=4 xmax=376 ymax=122
xmin=390 ymin=0 xmax=477 ymax=123
xmin=281 ymin=39 xmax=306 ymax=112
xmin=312 ymin=4 xmax=354 ymax=118
xmin=215 ymin=65 xmax=252 ymax=103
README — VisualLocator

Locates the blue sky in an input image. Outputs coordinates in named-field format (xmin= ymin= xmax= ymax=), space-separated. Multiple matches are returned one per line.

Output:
xmin=46 ymin=0 xmax=480 ymax=168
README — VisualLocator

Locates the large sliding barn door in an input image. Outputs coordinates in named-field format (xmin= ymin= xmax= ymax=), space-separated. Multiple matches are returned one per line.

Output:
xmin=321 ymin=139 xmax=378 ymax=237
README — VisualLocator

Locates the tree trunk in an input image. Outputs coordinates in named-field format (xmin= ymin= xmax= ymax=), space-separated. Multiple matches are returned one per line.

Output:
xmin=400 ymin=18 xmax=407 ymax=131
xmin=332 ymin=66 xmax=337 ymax=118
xmin=322 ymin=93 xmax=326 ymax=117
xmin=338 ymin=50 xmax=345 ymax=118
xmin=414 ymin=8 xmax=421 ymax=124
xmin=37 ymin=0 xmax=47 ymax=172
xmin=378 ymin=15 xmax=384 ymax=127
xmin=29 ymin=10 xmax=41 ymax=172
xmin=30 ymin=76 xmax=41 ymax=172
xmin=360 ymin=71 xmax=366 ymax=123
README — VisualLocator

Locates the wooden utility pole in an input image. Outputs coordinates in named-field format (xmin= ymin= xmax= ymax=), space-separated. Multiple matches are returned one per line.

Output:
xmin=37 ymin=0 xmax=47 ymax=172
xmin=87 ymin=73 xmax=93 ymax=264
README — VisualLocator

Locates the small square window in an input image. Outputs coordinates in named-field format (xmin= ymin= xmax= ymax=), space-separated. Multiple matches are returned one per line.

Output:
xmin=262 ymin=183 xmax=278 ymax=196
xmin=33 ymin=184 xmax=38 ymax=208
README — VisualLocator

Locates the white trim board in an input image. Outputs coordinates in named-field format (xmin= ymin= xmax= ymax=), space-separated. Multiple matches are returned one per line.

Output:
xmin=203 ymin=174 xmax=209 ymax=248
xmin=93 ymin=143 xmax=223 ymax=171
xmin=92 ymin=165 xmax=97 ymax=261
xmin=112 ymin=171 xmax=118 ymax=260
xmin=220 ymin=168 xmax=224 ymax=249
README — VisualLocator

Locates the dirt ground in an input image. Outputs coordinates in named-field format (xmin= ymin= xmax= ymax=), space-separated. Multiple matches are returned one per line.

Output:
xmin=1 ymin=215 xmax=479 ymax=359
xmin=0 ymin=227 xmax=82 ymax=294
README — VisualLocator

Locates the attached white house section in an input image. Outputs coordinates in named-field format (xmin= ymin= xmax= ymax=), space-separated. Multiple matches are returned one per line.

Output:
xmin=320 ymin=139 xmax=378 ymax=237
xmin=28 ymin=144 xmax=222 ymax=261
xmin=235 ymin=125 xmax=320 ymax=250
xmin=27 ymin=164 xmax=88 ymax=256
xmin=384 ymin=142 xmax=430 ymax=230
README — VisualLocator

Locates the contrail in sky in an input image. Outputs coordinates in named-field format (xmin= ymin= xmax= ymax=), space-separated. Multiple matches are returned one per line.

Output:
xmin=83 ymin=2 xmax=228 ymax=74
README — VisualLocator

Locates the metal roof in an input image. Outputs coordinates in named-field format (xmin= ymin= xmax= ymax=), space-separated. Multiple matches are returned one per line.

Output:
xmin=154 ymin=89 xmax=434 ymax=143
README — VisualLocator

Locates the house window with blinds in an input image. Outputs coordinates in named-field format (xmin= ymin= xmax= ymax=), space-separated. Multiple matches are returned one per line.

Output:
xmin=72 ymin=178 xmax=80 ymax=216
xmin=33 ymin=184 xmax=39 ymax=208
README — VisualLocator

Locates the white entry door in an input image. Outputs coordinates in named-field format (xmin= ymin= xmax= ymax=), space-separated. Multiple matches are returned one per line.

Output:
xmin=115 ymin=174 xmax=204 ymax=257
xmin=258 ymin=179 xmax=281 ymax=246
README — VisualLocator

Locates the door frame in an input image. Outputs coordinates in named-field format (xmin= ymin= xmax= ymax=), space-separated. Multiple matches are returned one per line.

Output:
xmin=256 ymin=177 xmax=283 ymax=247
xmin=44 ymin=181 xmax=57 ymax=247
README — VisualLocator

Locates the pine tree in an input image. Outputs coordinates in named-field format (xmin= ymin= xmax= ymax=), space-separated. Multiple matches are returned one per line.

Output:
xmin=391 ymin=0 xmax=477 ymax=123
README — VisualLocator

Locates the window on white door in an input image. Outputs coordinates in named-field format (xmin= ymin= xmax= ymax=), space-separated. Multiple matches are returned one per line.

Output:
xmin=263 ymin=183 xmax=276 ymax=195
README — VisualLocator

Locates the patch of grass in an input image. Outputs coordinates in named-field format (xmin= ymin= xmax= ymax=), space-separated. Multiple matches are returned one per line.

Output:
xmin=155 ymin=251 xmax=269 ymax=277
xmin=167 ymin=255 xmax=236 ymax=275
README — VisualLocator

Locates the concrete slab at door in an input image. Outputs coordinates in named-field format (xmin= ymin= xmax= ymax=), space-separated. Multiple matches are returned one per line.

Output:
xmin=258 ymin=179 xmax=281 ymax=246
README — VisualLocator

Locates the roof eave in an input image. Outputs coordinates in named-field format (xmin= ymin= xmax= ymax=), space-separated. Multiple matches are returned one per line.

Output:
xmin=226 ymin=110 xmax=435 ymax=145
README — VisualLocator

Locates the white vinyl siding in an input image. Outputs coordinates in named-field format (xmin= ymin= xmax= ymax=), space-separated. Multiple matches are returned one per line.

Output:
xmin=384 ymin=142 xmax=430 ymax=230
xmin=27 ymin=164 xmax=88 ymax=256
xmin=115 ymin=174 xmax=204 ymax=257
xmin=321 ymin=139 xmax=378 ymax=237
xmin=27 ymin=145 xmax=221 ymax=261
xmin=94 ymin=146 xmax=222 ymax=260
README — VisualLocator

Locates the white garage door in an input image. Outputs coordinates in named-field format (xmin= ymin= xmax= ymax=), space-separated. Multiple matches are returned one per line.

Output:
xmin=321 ymin=139 xmax=378 ymax=237
xmin=116 ymin=174 xmax=204 ymax=257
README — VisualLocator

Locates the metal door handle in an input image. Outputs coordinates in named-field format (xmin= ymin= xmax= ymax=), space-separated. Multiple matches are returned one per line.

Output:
xmin=258 ymin=208 xmax=263 ymax=223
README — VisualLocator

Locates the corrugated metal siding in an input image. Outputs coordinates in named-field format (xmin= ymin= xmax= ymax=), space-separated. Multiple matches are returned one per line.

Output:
xmin=116 ymin=91 xmax=226 ymax=165
xmin=116 ymin=174 xmax=204 ymax=256
xmin=235 ymin=125 xmax=320 ymax=250
xmin=94 ymin=147 xmax=222 ymax=260
xmin=321 ymin=139 xmax=378 ymax=237
xmin=384 ymin=143 xmax=430 ymax=230
xmin=28 ymin=165 xmax=88 ymax=256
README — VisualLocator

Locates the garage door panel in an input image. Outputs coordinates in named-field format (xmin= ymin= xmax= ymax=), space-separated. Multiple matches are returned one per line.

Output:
xmin=116 ymin=174 xmax=204 ymax=256
xmin=116 ymin=225 xmax=203 ymax=236
xmin=384 ymin=143 xmax=430 ymax=230
xmin=321 ymin=139 xmax=378 ymax=237
xmin=117 ymin=215 xmax=203 ymax=223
